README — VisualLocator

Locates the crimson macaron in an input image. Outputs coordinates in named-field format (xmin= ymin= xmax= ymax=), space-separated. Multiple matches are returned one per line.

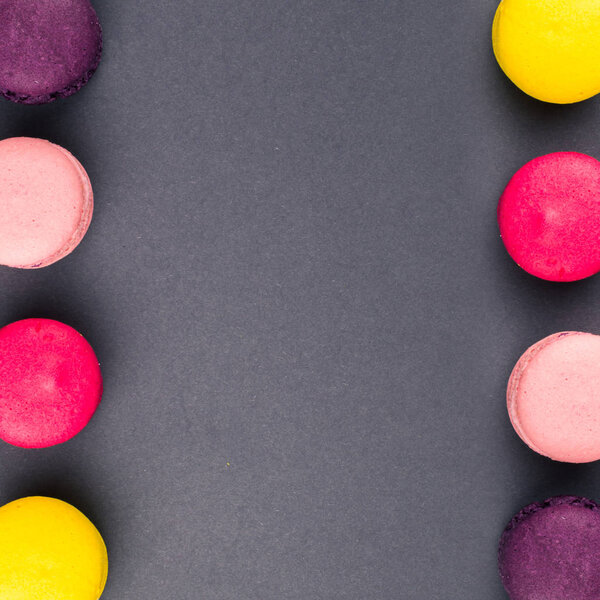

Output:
xmin=498 ymin=152 xmax=600 ymax=282
xmin=0 ymin=319 xmax=102 ymax=448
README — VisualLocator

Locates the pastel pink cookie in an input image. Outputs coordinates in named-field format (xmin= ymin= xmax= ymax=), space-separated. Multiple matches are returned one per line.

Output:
xmin=498 ymin=152 xmax=600 ymax=282
xmin=0 ymin=319 xmax=102 ymax=448
xmin=0 ymin=137 xmax=93 ymax=269
xmin=508 ymin=332 xmax=600 ymax=463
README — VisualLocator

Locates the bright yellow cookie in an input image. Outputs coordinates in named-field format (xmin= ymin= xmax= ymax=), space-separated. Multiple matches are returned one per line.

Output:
xmin=492 ymin=0 xmax=600 ymax=103
xmin=0 ymin=496 xmax=108 ymax=600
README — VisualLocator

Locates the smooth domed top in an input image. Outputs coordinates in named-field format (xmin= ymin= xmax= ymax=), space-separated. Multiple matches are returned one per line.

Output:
xmin=508 ymin=332 xmax=600 ymax=463
xmin=0 ymin=496 xmax=108 ymax=600
xmin=493 ymin=0 xmax=600 ymax=103
xmin=0 ymin=137 xmax=94 ymax=269
xmin=0 ymin=318 xmax=102 ymax=448
xmin=498 ymin=152 xmax=600 ymax=282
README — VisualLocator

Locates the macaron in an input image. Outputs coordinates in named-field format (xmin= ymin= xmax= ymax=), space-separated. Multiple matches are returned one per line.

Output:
xmin=0 ymin=137 xmax=94 ymax=269
xmin=0 ymin=496 xmax=108 ymax=599
xmin=498 ymin=152 xmax=600 ymax=282
xmin=498 ymin=496 xmax=600 ymax=600
xmin=492 ymin=0 xmax=600 ymax=103
xmin=507 ymin=331 xmax=600 ymax=463
xmin=0 ymin=318 xmax=102 ymax=448
xmin=0 ymin=0 xmax=102 ymax=104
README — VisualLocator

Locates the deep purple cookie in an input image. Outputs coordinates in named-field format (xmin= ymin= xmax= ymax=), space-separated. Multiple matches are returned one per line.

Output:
xmin=498 ymin=496 xmax=600 ymax=600
xmin=0 ymin=0 xmax=102 ymax=104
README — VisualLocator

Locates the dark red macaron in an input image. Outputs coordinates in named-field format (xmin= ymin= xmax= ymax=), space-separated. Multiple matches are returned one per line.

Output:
xmin=498 ymin=496 xmax=600 ymax=600
xmin=0 ymin=0 xmax=102 ymax=104
xmin=0 ymin=318 xmax=102 ymax=448
xmin=497 ymin=152 xmax=600 ymax=282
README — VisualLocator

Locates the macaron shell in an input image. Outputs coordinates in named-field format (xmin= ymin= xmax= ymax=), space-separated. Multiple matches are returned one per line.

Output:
xmin=0 ymin=0 xmax=102 ymax=104
xmin=507 ymin=332 xmax=600 ymax=463
xmin=492 ymin=0 xmax=600 ymax=103
xmin=498 ymin=496 xmax=600 ymax=600
xmin=0 ymin=496 xmax=107 ymax=600
xmin=506 ymin=332 xmax=574 ymax=458
xmin=0 ymin=137 xmax=93 ymax=269
xmin=0 ymin=319 xmax=102 ymax=448
xmin=497 ymin=152 xmax=600 ymax=282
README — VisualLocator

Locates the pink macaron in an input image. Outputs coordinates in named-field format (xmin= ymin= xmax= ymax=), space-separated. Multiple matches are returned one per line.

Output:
xmin=0 ymin=137 xmax=93 ymax=269
xmin=507 ymin=331 xmax=600 ymax=463
xmin=498 ymin=152 xmax=600 ymax=282
xmin=0 ymin=318 xmax=102 ymax=448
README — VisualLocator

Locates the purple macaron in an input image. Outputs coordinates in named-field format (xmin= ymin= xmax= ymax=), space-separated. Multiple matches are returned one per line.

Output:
xmin=0 ymin=0 xmax=102 ymax=104
xmin=498 ymin=496 xmax=600 ymax=600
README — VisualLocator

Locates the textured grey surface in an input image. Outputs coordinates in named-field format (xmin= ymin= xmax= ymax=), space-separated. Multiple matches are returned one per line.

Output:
xmin=1 ymin=1 xmax=600 ymax=598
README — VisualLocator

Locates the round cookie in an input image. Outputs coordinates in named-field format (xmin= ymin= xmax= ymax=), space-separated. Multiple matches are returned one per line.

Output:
xmin=0 ymin=137 xmax=94 ymax=269
xmin=0 ymin=496 xmax=107 ymax=599
xmin=498 ymin=152 xmax=600 ymax=282
xmin=492 ymin=0 xmax=600 ymax=103
xmin=0 ymin=318 xmax=102 ymax=448
xmin=498 ymin=496 xmax=600 ymax=600
xmin=507 ymin=331 xmax=600 ymax=463
xmin=0 ymin=0 xmax=102 ymax=104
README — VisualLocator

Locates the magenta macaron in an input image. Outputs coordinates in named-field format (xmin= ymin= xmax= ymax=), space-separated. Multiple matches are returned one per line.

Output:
xmin=0 ymin=318 xmax=102 ymax=448
xmin=498 ymin=152 xmax=600 ymax=282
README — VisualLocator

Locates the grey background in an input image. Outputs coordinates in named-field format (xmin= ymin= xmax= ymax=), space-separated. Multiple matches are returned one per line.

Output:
xmin=0 ymin=1 xmax=600 ymax=598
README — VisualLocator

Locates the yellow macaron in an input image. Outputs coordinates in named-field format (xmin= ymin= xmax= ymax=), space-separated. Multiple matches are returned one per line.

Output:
xmin=0 ymin=496 xmax=108 ymax=600
xmin=492 ymin=0 xmax=600 ymax=103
